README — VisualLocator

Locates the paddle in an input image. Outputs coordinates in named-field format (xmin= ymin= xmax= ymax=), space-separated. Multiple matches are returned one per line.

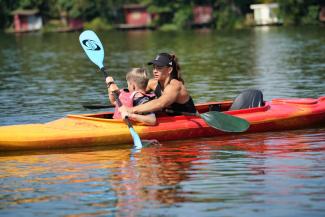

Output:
xmin=165 ymin=109 xmax=249 ymax=133
xmin=79 ymin=30 xmax=143 ymax=149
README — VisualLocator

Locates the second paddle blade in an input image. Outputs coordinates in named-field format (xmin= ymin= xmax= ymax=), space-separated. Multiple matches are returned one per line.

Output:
xmin=200 ymin=111 xmax=250 ymax=133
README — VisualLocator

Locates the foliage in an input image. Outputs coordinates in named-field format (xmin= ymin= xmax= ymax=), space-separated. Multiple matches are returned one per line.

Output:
xmin=18 ymin=0 xmax=44 ymax=8
xmin=159 ymin=24 xmax=179 ymax=31
xmin=0 ymin=0 xmax=20 ymax=28
xmin=214 ymin=0 xmax=252 ymax=30
xmin=145 ymin=0 xmax=193 ymax=28
xmin=277 ymin=0 xmax=321 ymax=25
xmin=0 ymin=0 xmax=322 ymax=30
xmin=84 ymin=17 xmax=113 ymax=31
xmin=173 ymin=5 xmax=193 ymax=28
xmin=255 ymin=0 xmax=276 ymax=3
xmin=302 ymin=5 xmax=320 ymax=25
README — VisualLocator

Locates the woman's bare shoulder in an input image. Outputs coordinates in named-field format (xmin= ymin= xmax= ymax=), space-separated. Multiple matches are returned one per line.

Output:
xmin=169 ymin=79 xmax=183 ymax=88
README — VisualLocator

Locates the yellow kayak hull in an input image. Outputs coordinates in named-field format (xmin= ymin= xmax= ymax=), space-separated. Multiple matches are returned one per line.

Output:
xmin=0 ymin=115 xmax=147 ymax=151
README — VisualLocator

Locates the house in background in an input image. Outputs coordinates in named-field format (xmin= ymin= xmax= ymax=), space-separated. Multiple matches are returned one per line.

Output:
xmin=250 ymin=3 xmax=282 ymax=26
xmin=11 ymin=9 xmax=42 ymax=32
xmin=116 ymin=4 xmax=154 ymax=30
xmin=56 ymin=11 xmax=83 ymax=32
xmin=192 ymin=5 xmax=213 ymax=28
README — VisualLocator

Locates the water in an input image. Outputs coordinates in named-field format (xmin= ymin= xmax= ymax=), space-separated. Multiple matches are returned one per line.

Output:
xmin=0 ymin=26 xmax=325 ymax=216
xmin=1 ymin=130 xmax=325 ymax=217
xmin=0 ymin=26 xmax=324 ymax=125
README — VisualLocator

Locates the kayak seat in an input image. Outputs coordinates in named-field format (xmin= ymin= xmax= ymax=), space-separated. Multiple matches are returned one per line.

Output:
xmin=229 ymin=89 xmax=264 ymax=111
xmin=208 ymin=104 xmax=222 ymax=112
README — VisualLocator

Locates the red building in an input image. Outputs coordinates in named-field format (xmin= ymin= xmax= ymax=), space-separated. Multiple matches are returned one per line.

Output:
xmin=192 ymin=5 xmax=213 ymax=27
xmin=11 ymin=9 xmax=42 ymax=32
xmin=57 ymin=11 xmax=83 ymax=32
xmin=117 ymin=4 xmax=153 ymax=30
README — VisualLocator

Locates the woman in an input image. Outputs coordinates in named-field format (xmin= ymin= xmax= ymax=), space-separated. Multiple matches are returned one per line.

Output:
xmin=119 ymin=52 xmax=196 ymax=117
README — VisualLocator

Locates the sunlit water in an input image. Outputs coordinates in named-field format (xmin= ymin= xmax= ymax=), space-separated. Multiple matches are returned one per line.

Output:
xmin=1 ymin=129 xmax=325 ymax=217
xmin=0 ymin=26 xmax=325 ymax=216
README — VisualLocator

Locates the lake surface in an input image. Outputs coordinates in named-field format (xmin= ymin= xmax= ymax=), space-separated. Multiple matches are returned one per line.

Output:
xmin=0 ymin=26 xmax=325 ymax=216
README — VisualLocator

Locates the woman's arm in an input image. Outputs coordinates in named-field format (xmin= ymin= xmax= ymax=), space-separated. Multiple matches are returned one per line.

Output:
xmin=120 ymin=110 xmax=157 ymax=126
xmin=132 ymin=80 xmax=181 ymax=113
xmin=130 ymin=113 xmax=157 ymax=126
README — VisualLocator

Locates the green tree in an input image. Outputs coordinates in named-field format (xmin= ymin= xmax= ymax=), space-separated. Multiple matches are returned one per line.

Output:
xmin=0 ymin=0 xmax=20 ymax=28
xmin=1 ymin=0 xmax=323 ymax=30
xmin=144 ymin=0 xmax=188 ymax=27
xmin=277 ymin=0 xmax=321 ymax=25
xmin=143 ymin=0 xmax=215 ymax=29
xmin=214 ymin=0 xmax=254 ymax=30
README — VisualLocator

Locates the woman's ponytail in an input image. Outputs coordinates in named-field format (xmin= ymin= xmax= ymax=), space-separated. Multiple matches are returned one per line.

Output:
xmin=170 ymin=54 xmax=184 ymax=83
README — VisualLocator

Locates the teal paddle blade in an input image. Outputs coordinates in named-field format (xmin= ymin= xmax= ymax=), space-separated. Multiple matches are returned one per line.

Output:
xmin=79 ymin=30 xmax=105 ymax=69
xmin=129 ymin=127 xmax=143 ymax=149
xmin=200 ymin=111 xmax=250 ymax=133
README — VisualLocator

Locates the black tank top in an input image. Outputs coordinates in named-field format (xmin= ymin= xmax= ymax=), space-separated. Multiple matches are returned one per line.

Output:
xmin=154 ymin=82 xmax=197 ymax=114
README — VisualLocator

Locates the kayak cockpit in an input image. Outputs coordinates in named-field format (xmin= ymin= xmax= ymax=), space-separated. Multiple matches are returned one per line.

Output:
xmin=72 ymin=89 xmax=269 ymax=121
xmin=67 ymin=100 xmax=269 ymax=123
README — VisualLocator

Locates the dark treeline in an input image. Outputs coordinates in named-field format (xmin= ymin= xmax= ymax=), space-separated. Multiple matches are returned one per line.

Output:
xmin=0 ymin=0 xmax=322 ymax=30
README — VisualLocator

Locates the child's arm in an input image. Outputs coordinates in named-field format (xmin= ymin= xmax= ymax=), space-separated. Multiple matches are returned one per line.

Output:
xmin=105 ymin=77 xmax=119 ymax=105
xmin=120 ymin=110 xmax=157 ymax=126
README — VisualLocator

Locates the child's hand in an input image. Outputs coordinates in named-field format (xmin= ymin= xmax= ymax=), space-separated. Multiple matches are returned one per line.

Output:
xmin=105 ymin=76 xmax=114 ymax=84
xmin=120 ymin=110 xmax=129 ymax=119
xmin=119 ymin=105 xmax=132 ymax=119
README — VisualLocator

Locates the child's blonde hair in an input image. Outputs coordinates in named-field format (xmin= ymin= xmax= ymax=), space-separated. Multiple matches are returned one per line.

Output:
xmin=126 ymin=68 xmax=149 ymax=90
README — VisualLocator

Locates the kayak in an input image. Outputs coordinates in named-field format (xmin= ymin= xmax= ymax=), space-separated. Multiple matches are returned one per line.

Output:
xmin=0 ymin=96 xmax=325 ymax=151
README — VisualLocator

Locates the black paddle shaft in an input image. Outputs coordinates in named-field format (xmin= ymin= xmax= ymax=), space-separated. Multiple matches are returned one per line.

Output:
xmin=100 ymin=67 xmax=108 ymax=78
xmin=111 ymin=90 xmax=122 ymax=107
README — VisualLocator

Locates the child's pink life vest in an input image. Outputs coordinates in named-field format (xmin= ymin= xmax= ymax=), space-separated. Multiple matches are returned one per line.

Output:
xmin=113 ymin=89 xmax=155 ymax=119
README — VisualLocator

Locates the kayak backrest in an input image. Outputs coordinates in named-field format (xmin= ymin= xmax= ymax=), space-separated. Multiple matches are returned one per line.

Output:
xmin=229 ymin=89 xmax=264 ymax=111
xmin=195 ymin=101 xmax=233 ymax=113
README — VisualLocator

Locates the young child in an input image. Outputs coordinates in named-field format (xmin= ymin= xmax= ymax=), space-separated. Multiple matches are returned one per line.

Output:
xmin=105 ymin=68 xmax=156 ymax=126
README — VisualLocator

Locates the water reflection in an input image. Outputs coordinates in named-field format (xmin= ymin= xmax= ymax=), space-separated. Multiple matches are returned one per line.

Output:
xmin=2 ymin=128 xmax=324 ymax=216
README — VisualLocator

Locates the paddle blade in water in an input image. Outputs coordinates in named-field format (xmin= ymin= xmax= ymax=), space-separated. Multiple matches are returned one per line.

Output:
xmin=79 ymin=30 xmax=105 ymax=69
xmin=200 ymin=111 xmax=250 ymax=133
xmin=129 ymin=127 xmax=143 ymax=149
